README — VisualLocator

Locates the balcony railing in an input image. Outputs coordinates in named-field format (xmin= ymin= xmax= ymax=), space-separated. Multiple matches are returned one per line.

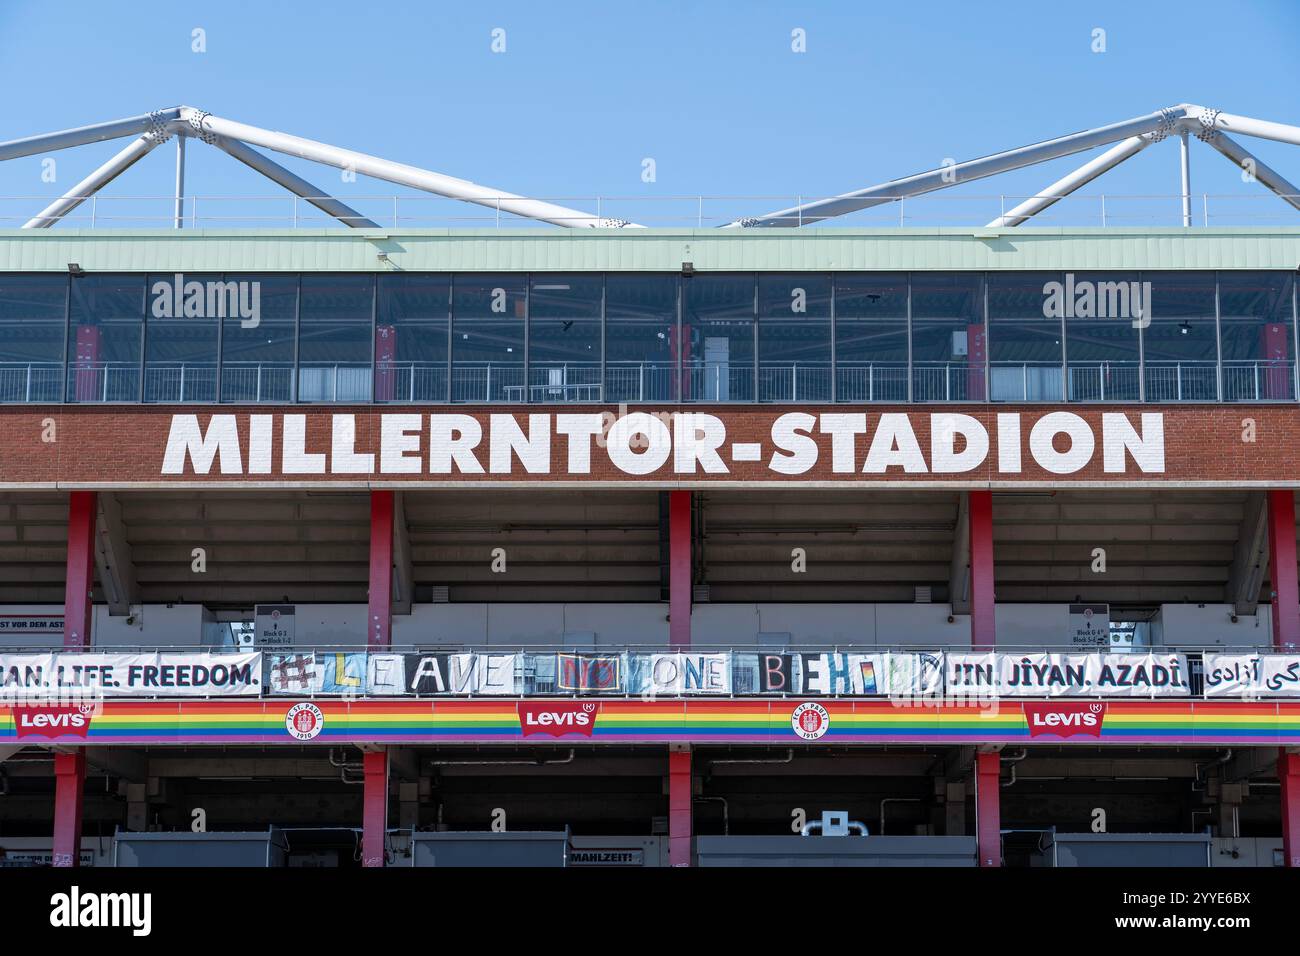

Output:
xmin=1067 ymin=362 xmax=1142 ymax=402
xmin=604 ymin=362 xmax=677 ymax=402
xmin=10 ymin=357 xmax=1299 ymax=405
xmin=219 ymin=362 xmax=294 ymax=403
xmin=758 ymin=364 xmax=832 ymax=402
xmin=0 ymin=362 xmax=62 ymax=402
xmin=836 ymin=364 xmax=909 ymax=402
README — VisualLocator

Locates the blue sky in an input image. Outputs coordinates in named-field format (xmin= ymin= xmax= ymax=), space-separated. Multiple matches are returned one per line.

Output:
xmin=0 ymin=0 xmax=1297 ymax=228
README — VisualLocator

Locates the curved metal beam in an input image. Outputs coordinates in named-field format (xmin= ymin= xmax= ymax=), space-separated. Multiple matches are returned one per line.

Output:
xmin=1200 ymin=131 xmax=1300 ymax=214
xmin=726 ymin=105 xmax=1196 ymax=227
xmin=22 ymin=133 xmax=167 ymax=228
xmin=0 ymin=108 xmax=181 ymax=163
xmin=986 ymin=135 xmax=1151 ymax=228
xmin=1194 ymin=110 xmax=1300 ymax=149
xmin=177 ymin=107 xmax=640 ymax=229
xmin=214 ymin=135 xmax=381 ymax=228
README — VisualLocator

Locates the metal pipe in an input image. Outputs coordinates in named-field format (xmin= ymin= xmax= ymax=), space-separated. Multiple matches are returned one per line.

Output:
xmin=177 ymin=107 xmax=638 ymax=229
xmin=0 ymin=107 xmax=182 ymax=162
xmin=213 ymin=135 xmax=381 ymax=228
xmin=1202 ymin=132 xmax=1300 ymax=213
xmin=986 ymin=135 xmax=1151 ymax=227
xmin=174 ymin=134 xmax=186 ymax=229
xmin=710 ymin=749 xmax=794 ymax=766
xmin=727 ymin=104 xmax=1194 ymax=227
xmin=695 ymin=795 xmax=729 ymax=835
xmin=1180 ymin=130 xmax=1192 ymax=226
xmin=23 ymin=133 xmax=166 ymax=228
xmin=879 ymin=797 xmax=921 ymax=835
xmin=1198 ymin=111 xmax=1300 ymax=149
xmin=429 ymin=749 xmax=576 ymax=767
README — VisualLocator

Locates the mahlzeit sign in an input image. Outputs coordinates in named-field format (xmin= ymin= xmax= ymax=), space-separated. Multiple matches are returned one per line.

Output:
xmin=2 ymin=405 xmax=1296 ymax=487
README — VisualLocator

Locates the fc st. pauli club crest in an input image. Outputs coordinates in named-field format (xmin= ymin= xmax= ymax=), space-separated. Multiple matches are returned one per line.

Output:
xmin=285 ymin=702 xmax=324 ymax=740
xmin=791 ymin=702 xmax=830 ymax=740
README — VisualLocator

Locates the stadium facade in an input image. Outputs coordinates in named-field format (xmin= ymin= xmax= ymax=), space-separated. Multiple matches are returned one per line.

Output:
xmin=2 ymin=106 xmax=1300 ymax=868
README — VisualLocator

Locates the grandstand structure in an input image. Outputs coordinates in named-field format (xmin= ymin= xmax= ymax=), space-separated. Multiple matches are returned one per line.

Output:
xmin=0 ymin=105 xmax=1299 ymax=867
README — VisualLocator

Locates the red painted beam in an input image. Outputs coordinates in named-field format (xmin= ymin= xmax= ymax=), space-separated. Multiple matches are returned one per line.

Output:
xmin=1281 ymin=752 xmax=1300 ymax=868
xmin=52 ymin=751 xmax=86 ymax=868
xmin=64 ymin=491 xmax=97 ymax=649
xmin=668 ymin=747 xmax=692 ymax=867
xmin=368 ymin=490 xmax=394 ymax=649
xmin=53 ymin=492 xmax=96 ymax=867
xmin=1269 ymin=492 xmax=1300 ymax=866
xmin=969 ymin=489 xmax=996 ymax=651
xmin=975 ymin=750 xmax=1001 ymax=867
xmin=668 ymin=491 xmax=692 ymax=651
xmin=361 ymin=750 xmax=389 ymax=868
xmin=1268 ymin=490 xmax=1299 ymax=652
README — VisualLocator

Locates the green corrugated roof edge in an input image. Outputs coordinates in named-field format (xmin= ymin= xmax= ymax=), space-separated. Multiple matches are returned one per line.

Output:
xmin=1 ymin=227 xmax=1299 ymax=272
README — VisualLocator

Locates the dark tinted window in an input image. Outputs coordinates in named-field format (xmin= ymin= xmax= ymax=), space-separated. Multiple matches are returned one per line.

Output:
xmin=0 ymin=274 xmax=65 ymax=402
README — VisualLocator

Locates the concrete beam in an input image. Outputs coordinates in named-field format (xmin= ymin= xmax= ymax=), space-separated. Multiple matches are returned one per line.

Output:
xmin=1226 ymin=491 xmax=1269 ymax=616
xmin=82 ymin=747 xmax=149 ymax=782
xmin=94 ymin=493 xmax=139 ymax=615
xmin=387 ymin=746 xmax=420 ymax=781
xmin=1223 ymin=748 xmax=1279 ymax=783
xmin=392 ymin=491 xmax=413 ymax=616
xmin=949 ymin=492 xmax=971 ymax=614
xmin=141 ymin=757 xmax=342 ymax=779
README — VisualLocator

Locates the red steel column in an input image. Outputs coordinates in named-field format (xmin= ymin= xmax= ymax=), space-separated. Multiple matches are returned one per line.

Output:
xmin=1268 ymin=491 xmax=1300 ymax=865
xmin=52 ymin=751 xmax=87 ymax=868
xmin=368 ymin=490 xmax=394 ymax=649
xmin=1280 ymin=752 xmax=1300 ymax=868
xmin=969 ymin=490 xmax=996 ymax=651
xmin=668 ymin=747 xmax=692 ymax=867
xmin=64 ymin=491 xmax=97 ymax=649
xmin=361 ymin=750 xmax=389 ymax=868
xmin=975 ymin=750 xmax=1001 ymax=868
xmin=669 ymin=490 xmax=692 ymax=651
xmin=52 ymin=491 xmax=97 ymax=867
xmin=364 ymin=491 xmax=394 ymax=866
xmin=1268 ymin=490 xmax=1299 ymax=652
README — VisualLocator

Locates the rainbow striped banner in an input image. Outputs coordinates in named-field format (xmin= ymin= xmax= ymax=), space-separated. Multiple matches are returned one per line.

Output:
xmin=2 ymin=698 xmax=1300 ymax=746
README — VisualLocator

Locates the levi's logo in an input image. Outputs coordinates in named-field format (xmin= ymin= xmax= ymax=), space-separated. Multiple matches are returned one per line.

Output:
xmin=518 ymin=702 xmax=598 ymax=737
xmin=14 ymin=704 xmax=95 ymax=739
xmin=1023 ymin=701 xmax=1105 ymax=739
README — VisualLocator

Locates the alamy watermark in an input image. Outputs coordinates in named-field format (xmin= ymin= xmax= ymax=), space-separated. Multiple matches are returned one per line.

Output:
xmin=1042 ymin=273 xmax=1152 ymax=328
xmin=150 ymin=274 xmax=261 ymax=329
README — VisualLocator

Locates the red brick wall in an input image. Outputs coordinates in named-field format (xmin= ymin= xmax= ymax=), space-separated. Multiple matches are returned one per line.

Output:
xmin=0 ymin=404 xmax=1294 ymax=488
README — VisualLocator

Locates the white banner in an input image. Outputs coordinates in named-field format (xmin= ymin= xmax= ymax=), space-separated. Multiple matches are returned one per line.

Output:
xmin=1204 ymin=653 xmax=1300 ymax=698
xmin=0 ymin=654 xmax=55 ymax=697
xmin=0 ymin=652 xmax=262 ymax=697
xmin=946 ymin=652 xmax=1190 ymax=697
xmin=884 ymin=652 xmax=945 ymax=697
xmin=1091 ymin=653 xmax=1190 ymax=697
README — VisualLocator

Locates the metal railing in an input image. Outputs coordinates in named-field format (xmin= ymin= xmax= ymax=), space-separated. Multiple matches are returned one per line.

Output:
xmin=682 ymin=362 xmax=755 ymax=402
xmin=836 ymin=364 xmax=909 ymax=402
xmin=2 ymin=192 xmax=1299 ymax=229
xmin=757 ymin=364 xmax=832 ymax=402
xmin=0 ymin=362 xmax=62 ymax=402
xmin=9 ymin=358 xmax=1297 ymax=404
xmin=219 ymin=362 xmax=294 ymax=403
xmin=1067 ymin=362 xmax=1142 ymax=402
xmin=603 ymin=362 xmax=677 ymax=402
